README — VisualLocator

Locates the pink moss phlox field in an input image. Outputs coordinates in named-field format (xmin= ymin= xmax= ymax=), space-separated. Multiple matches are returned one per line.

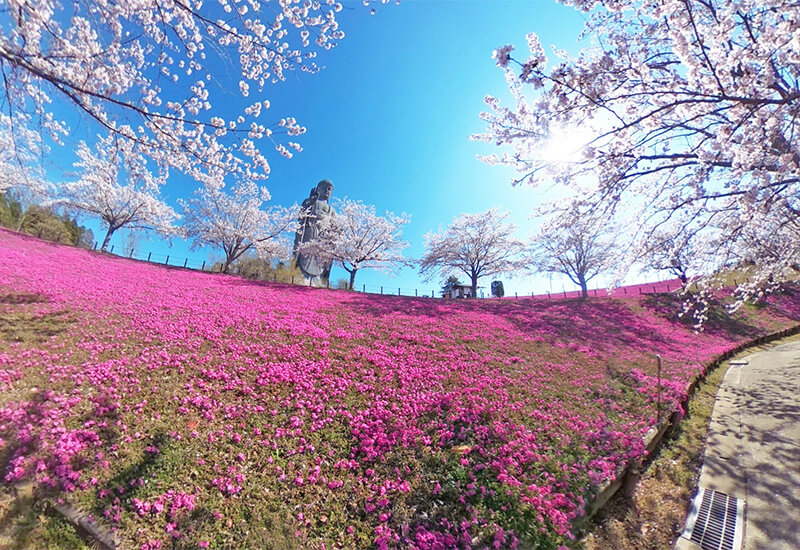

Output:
xmin=1 ymin=229 xmax=799 ymax=548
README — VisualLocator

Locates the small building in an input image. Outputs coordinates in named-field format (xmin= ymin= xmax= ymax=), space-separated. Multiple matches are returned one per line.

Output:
xmin=443 ymin=284 xmax=479 ymax=299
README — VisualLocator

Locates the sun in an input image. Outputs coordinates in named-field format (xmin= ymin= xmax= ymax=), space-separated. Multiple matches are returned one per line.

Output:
xmin=540 ymin=125 xmax=595 ymax=164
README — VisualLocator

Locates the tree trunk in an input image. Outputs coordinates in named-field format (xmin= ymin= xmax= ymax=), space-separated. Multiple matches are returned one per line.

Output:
xmin=100 ymin=227 xmax=115 ymax=252
xmin=222 ymin=255 xmax=234 ymax=274
xmin=349 ymin=268 xmax=357 ymax=290
xmin=679 ymin=272 xmax=688 ymax=285
xmin=14 ymin=209 xmax=28 ymax=232
xmin=579 ymin=277 xmax=588 ymax=299
xmin=471 ymin=276 xmax=478 ymax=299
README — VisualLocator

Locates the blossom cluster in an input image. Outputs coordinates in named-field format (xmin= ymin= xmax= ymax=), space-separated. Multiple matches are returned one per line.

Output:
xmin=474 ymin=0 xmax=800 ymax=315
xmin=1 ymin=229 xmax=798 ymax=548
xmin=0 ymin=0 xmax=358 ymax=185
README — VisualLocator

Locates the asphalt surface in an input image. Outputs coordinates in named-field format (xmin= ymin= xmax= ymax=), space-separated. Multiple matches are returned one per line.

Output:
xmin=675 ymin=340 xmax=800 ymax=550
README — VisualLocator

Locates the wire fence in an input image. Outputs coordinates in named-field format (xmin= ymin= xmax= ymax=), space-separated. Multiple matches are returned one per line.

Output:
xmin=100 ymin=243 xmax=210 ymax=271
xmin=97 ymin=242 xmax=686 ymax=302
xmin=516 ymin=280 xmax=683 ymax=300
xmin=100 ymin=244 xmax=447 ymax=295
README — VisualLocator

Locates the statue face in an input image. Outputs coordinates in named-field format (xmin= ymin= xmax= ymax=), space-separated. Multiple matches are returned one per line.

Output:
xmin=317 ymin=181 xmax=333 ymax=200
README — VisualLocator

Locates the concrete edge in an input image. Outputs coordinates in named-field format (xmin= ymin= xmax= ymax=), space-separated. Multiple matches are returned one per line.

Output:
xmin=52 ymin=501 xmax=117 ymax=550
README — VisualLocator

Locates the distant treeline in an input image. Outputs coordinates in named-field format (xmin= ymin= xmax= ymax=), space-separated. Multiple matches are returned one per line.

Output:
xmin=215 ymin=254 xmax=303 ymax=283
xmin=217 ymin=254 xmax=353 ymax=289
xmin=1 ymin=192 xmax=94 ymax=248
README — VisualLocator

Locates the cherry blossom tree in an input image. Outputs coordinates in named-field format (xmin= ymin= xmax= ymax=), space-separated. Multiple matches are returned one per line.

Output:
xmin=59 ymin=133 xmax=179 ymax=251
xmin=298 ymin=198 xmax=409 ymax=290
xmin=0 ymin=114 xmax=51 ymax=230
xmin=180 ymin=179 xmax=294 ymax=274
xmin=529 ymin=208 xmax=617 ymax=299
xmin=715 ymin=202 xmax=800 ymax=301
xmin=475 ymin=0 xmax=800 ymax=304
xmin=0 ymin=115 xmax=44 ymax=194
xmin=0 ymin=0 xmax=382 ymax=186
xmin=419 ymin=208 xmax=526 ymax=298
xmin=641 ymin=223 xmax=699 ymax=285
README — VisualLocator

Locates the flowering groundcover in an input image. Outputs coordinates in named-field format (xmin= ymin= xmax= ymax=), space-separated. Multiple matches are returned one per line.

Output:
xmin=1 ymin=228 xmax=799 ymax=549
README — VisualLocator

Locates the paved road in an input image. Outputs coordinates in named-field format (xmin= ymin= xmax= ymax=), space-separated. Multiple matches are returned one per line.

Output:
xmin=676 ymin=340 xmax=800 ymax=550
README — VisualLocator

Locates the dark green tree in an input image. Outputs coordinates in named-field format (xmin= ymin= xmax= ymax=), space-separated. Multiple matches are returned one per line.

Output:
xmin=440 ymin=275 xmax=462 ymax=298
xmin=0 ymin=193 xmax=23 ymax=229
xmin=491 ymin=280 xmax=505 ymax=298
xmin=1 ymin=194 xmax=95 ymax=248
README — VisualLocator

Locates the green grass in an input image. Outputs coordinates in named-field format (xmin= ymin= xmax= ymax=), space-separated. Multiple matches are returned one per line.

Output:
xmin=0 ymin=484 xmax=91 ymax=550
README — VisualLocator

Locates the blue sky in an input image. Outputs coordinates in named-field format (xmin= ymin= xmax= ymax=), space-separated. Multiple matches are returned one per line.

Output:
xmin=46 ymin=0 xmax=660 ymax=296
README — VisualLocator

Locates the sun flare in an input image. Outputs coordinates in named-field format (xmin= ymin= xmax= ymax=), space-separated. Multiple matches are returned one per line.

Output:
xmin=540 ymin=125 xmax=594 ymax=164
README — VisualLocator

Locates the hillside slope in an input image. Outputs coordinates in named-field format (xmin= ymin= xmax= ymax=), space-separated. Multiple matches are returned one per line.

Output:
xmin=1 ymin=228 xmax=799 ymax=549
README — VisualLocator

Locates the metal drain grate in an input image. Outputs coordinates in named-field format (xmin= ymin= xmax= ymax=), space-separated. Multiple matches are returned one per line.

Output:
xmin=682 ymin=487 xmax=744 ymax=550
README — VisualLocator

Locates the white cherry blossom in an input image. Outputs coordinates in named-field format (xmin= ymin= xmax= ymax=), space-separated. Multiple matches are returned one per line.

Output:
xmin=180 ymin=178 xmax=294 ymax=273
xmin=475 ymin=0 xmax=800 ymax=308
xmin=419 ymin=208 xmax=526 ymax=298
xmin=59 ymin=133 xmax=180 ymax=251
xmin=298 ymin=198 xmax=409 ymax=290
xmin=0 ymin=0 xmax=382 ymax=187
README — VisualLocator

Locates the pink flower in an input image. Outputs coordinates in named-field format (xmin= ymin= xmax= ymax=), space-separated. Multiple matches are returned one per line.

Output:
xmin=2 ymin=230 xmax=796 ymax=547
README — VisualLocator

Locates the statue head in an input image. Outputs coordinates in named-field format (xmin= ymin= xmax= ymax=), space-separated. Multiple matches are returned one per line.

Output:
xmin=315 ymin=179 xmax=333 ymax=201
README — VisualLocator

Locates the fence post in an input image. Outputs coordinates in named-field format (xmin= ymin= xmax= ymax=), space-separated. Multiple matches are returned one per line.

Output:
xmin=129 ymin=250 xmax=134 ymax=258
xmin=652 ymin=285 xmax=656 ymax=293
xmin=183 ymin=258 xmax=188 ymax=268
xmin=656 ymin=354 xmax=662 ymax=425
xmin=531 ymin=292 xmax=534 ymax=298
xmin=380 ymin=286 xmax=383 ymax=295
xmin=415 ymin=289 xmax=418 ymax=297
xmin=639 ymin=287 xmax=642 ymax=294
xmin=93 ymin=242 xmax=98 ymax=250
xmin=202 ymin=261 xmax=205 ymax=271
xmin=165 ymin=255 xmax=169 ymax=265
xmin=515 ymin=292 xmax=518 ymax=299
xmin=431 ymin=290 xmax=434 ymax=298
xmin=547 ymin=292 xmax=550 ymax=300
xmin=398 ymin=287 xmax=400 ymax=296
xmin=110 ymin=245 xmax=114 ymax=253
xmin=363 ymin=284 xmax=366 ymax=293
xmin=623 ymin=287 xmax=626 ymax=295
xmin=147 ymin=252 xmax=151 ymax=262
